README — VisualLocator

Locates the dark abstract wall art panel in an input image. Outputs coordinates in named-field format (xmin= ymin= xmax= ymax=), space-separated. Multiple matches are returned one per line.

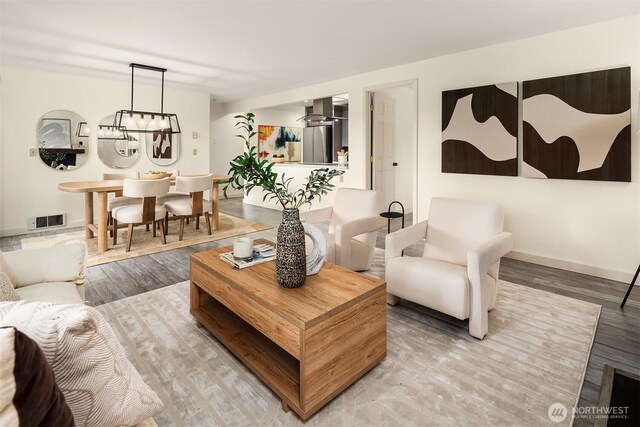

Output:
xmin=522 ymin=67 xmax=631 ymax=181
xmin=442 ymin=82 xmax=518 ymax=176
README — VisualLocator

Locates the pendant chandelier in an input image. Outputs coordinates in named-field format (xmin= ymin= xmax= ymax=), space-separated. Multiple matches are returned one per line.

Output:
xmin=113 ymin=63 xmax=181 ymax=134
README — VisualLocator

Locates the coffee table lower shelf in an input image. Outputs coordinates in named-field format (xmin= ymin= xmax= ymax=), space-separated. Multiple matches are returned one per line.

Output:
xmin=191 ymin=288 xmax=387 ymax=420
xmin=191 ymin=299 xmax=302 ymax=413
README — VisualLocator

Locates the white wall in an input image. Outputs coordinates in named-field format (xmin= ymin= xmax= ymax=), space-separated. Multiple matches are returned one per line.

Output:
xmin=0 ymin=66 xmax=211 ymax=235
xmin=209 ymin=100 xmax=236 ymax=178
xmin=223 ymin=15 xmax=640 ymax=280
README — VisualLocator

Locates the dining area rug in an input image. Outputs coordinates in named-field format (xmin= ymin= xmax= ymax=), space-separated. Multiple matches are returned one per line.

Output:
xmin=20 ymin=213 xmax=271 ymax=266
xmin=96 ymin=249 xmax=601 ymax=426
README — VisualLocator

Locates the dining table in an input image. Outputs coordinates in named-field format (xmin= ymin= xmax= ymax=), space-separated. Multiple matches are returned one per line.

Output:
xmin=58 ymin=175 xmax=230 ymax=254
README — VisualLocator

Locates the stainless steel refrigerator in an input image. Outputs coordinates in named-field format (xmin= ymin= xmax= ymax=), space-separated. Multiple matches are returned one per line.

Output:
xmin=302 ymin=125 xmax=333 ymax=164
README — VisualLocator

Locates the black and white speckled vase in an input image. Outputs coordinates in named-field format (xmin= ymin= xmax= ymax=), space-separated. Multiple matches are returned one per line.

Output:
xmin=276 ymin=208 xmax=306 ymax=288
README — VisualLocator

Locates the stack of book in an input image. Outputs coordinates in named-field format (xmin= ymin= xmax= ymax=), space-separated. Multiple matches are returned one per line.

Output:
xmin=219 ymin=243 xmax=276 ymax=269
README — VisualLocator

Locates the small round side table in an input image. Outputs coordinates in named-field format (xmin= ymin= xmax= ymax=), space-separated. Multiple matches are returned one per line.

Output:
xmin=380 ymin=201 xmax=405 ymax=234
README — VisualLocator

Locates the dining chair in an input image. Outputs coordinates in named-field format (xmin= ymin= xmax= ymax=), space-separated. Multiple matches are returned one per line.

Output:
xmin=163 ymin=174 xmax=214 ymax=241
xmin=156 ymin=170 xmax=190 ymax=209
xmin=111 ymin=177 xmax=170 ymax=252
xmin=102 ymin=172 xmax=140 ymax=237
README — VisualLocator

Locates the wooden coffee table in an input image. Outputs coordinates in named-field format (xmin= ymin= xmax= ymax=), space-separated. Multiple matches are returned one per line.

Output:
xmin=190 ymin=240 xmax=387 ymax=420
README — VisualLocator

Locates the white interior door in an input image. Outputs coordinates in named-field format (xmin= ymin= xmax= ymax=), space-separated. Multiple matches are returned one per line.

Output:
xmin=372 ymin=92 xmax=396 ymax=208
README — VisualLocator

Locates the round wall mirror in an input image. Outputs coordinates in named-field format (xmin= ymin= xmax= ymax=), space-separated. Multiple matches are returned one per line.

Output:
xmin=145 ymin=116 xmax=181 ymax=166
xmin=37 ymin=110 xmax=89 ymax=170
xmin=97 ymin=114 xmax=140 ymax=169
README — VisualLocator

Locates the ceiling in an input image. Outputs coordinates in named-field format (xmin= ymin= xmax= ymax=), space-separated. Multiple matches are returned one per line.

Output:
xmin=1 ymin=1 xmax=638 ymax=102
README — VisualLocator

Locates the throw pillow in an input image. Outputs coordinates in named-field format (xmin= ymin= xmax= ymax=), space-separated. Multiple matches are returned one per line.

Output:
xmin=0 ymin=326 xmax=74 ymax=427
xmin=0 ymin=273 xmax=19 ymax=302
xmin=0 ymin=302 xmax=163 ymax=427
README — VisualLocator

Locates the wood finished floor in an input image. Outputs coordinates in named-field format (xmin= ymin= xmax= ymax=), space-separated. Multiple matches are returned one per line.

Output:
xmin=1 ymin=197 xmax=638 ymax=425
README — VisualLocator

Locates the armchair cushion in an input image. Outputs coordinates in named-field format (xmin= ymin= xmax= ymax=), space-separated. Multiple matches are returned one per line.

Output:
xmin=0 ymin=242 xmax=86 ymax=288
xmin=387 ymin=257 xmax=483 ymax=320
xmin=424 ymin=198 xmax=504 ymax=270
xmin=329 ymin=188 xmax=382 ymax=235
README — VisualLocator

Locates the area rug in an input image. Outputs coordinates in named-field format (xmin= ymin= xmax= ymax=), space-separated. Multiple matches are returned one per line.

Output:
xmin=96 ymin=251 xmax=601 ymax=426
xmin=20 ymin=213 xmax=271 ymax=267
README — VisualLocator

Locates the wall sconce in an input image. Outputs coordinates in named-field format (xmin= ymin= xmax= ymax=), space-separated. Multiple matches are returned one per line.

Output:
xmin=76 ymin=122 xmax=90 ymax=137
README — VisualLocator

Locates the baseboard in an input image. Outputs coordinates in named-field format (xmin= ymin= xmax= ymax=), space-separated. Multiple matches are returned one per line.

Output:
xmin=223 ymin=191 xmax=244 ymax=199
xmin=506 ymin=250 xmax=633 ymax=283
xmin=0 ymin=219 xmax=86 ymax=238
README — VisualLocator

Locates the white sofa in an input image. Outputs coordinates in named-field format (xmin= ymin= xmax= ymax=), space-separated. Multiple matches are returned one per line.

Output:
xmin=0 ymin=242 xmax=86 ymax=304
xmin=0 ymin=241 xmax=160 ymax=427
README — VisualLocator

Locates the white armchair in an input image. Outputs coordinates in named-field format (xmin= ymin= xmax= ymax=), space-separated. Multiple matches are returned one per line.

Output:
xmin=301 ymin=188 xmax=385 ymax=271
xmin=385 ymin=197 xmax=513 ymax=339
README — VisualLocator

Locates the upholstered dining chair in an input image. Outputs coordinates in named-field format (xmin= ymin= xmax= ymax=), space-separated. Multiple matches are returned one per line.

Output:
xmin=102 ymin=172 xmax=140 ymax=237
xmin=157 ymin=170 xmax=190 ymax=204
xmin=163 ymin=174 xmax=214 ymax=241
xmin=385 ymin=197 xmax=513 ymax=340
xmin=301 ymin=188 xmax=385 ymax=271
xmin=111 ymin=177 xmax=170 ymax=252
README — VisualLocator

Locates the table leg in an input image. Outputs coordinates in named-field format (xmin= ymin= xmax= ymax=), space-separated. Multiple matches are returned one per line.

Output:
xmin=190 ymin=281 xmax=203 ymax=328
xmin=97 ymin=192 xmax=108 ymax=253
xmin=212 ymin=182 xmax=220 ymax=230
xmin=84 ymin=192 xmax=94 ymax=239
xmin=621 ymin=264 xmax=640 ymax=309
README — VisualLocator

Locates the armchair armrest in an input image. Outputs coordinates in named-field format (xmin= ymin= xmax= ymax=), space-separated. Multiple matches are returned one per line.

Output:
xmin=0 ymin=242 xmax=87 ymax=288
xmin=385 ymin=220 xmax=428 ymax=264
xmin=467 ymin=231 xmax=513 ymax=275
xmin=466 ymin=231 xmax=513 ymax=339
xmin=335 ymin=215 xmax=385 ymax=243
xmin=335 ymin=215 xmax=386 ymax=268
xmin=300 ymin=206 xmax=333 ymax=224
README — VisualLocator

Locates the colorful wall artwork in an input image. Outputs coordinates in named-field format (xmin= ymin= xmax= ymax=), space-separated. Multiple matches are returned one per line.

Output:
xmin=258 ymin=125 xmax=302 ymax=162
xmin=522 ymin=67 xmax=631 ymax=181
xmin=441 ymin=82 xmax=518 ymax=176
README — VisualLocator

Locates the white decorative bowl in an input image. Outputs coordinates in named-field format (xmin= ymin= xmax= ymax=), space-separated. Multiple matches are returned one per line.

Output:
xmin=142 ymin=172 xmax=171 ymax=179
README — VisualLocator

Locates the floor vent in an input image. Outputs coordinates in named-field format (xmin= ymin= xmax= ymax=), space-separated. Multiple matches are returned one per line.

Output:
xmin=27 ymin=213 xmax=66 ymax=231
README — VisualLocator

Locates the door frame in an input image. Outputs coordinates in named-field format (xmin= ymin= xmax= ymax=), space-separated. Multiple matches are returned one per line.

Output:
xmin=363 ymin=78 xmax=418 ymax=218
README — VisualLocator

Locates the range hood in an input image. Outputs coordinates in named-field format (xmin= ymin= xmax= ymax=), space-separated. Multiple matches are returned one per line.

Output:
xmin=297 ymin=98 xmax=347 ymax=124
